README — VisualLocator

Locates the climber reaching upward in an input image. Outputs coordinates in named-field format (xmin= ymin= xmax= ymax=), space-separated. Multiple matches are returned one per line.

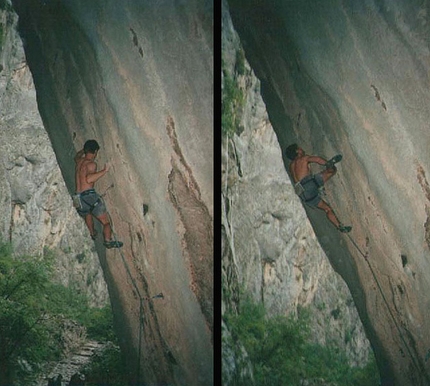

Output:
xmin=285 ymin=144 xmax=351 ymax=233
xmin=73 ymin=139 xmax=123 ymax=248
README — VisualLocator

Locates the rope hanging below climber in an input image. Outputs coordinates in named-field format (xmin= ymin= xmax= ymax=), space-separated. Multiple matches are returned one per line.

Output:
xmin=285 ymin=143 xmax=430 ymax=381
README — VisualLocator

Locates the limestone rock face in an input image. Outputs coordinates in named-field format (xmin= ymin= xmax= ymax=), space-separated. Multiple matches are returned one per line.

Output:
xmin=11 ymin=0 xmax=213 ymax=384
xmin=222 ymin=4 xmax=371 ymax=384
xmin=0 ymin=2 xmax=107 ymax=307
xmin=228 ymin=0 xmax=430 ymax=384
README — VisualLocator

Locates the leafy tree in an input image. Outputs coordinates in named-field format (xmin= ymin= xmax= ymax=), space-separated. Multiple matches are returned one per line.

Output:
xmin=224 ymin=298 xmax=380 ymax=386
xmin=0 ymin=244 xmax=58 ymax=384
xmin=0 ymin=242 xmax=119 ymax=385
xmin=82 ymin=344 xmax=129 ymax=386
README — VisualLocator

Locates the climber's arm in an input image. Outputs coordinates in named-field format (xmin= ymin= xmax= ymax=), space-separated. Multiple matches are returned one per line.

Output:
xmin=307 ymin=155 xmax=327 ymax=166
xmin=85 ymin=162 xmax=110 ymax=184
xmin=289 ymin=163 xmax=294 ymax=181
xmin=74 ymin=149 xmax=85 ymax=163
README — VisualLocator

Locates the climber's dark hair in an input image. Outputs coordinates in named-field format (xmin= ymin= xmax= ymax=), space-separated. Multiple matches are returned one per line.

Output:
xmin=84 ymin=139 xmax=100 ymax=154
xmin=285 ymin=144 xmax=299 ymax=160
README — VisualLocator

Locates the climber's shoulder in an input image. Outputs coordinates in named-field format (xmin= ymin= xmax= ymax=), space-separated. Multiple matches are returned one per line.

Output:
xmin=85 ymin=160 xmax=97 ymax=173
xmin=76 ymin=158 xmax=97 ymax=177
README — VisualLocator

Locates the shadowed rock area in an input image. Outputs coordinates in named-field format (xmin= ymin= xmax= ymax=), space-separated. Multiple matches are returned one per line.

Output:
xmin=0 ymin=1 xmax=107 ymax=307
xmin=11 ymin=0 xmax=213 ymax=384
xmin=228 ymin=0 xmax=430 ymax=384
xmin=222 ymin=3 xmax=373 ymax=384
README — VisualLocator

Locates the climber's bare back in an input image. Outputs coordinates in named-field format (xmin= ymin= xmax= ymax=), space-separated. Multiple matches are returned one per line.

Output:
xmin=290 ymin=154 xmax=326 ymax=183
xmin=290 ymin=156 xmax=311 ymax=183
xmin=75 ymin=158 xmax=97 ymax=193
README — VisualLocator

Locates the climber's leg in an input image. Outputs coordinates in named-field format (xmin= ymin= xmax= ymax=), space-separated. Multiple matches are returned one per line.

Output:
xmin=94 ymin=212 xmax=112 ymax=242
xmin=317 ymin=200 xmax=352 ymax=233
xmin=84 ymin=214 xmax=97 ymax=240
xmin=321 ymin=165 xmax=337 ymax=183
xmin=94 ymin=212 xmax=123 ymax=249
xmin=317 ymin=199 xmax=341 ymax=228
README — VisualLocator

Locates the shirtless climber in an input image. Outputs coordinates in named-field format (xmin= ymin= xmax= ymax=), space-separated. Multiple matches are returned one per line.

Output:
xmin=285 ymin=144 xmax=352 ymax=233
xmin=74 ymin=139 xmax=123 ymax=248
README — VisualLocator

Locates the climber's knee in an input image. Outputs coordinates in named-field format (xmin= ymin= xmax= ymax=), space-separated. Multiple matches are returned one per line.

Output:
xmin=96 ymin=212 xmax=110 ymax=226
xmin=317 ymin=200 xmax=331 ymax=213
xmin=324 ymin=206 xmax=333 ymax=215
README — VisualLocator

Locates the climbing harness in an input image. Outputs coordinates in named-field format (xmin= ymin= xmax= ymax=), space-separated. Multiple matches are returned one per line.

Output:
xmin=294 ymin=154 xmax=342 ymax=206
xmin=73 ymin=184 xmax=115 ymax=215
xmin=344 ymin=233 xmax=430 ymax=383
xmin=72 ymin=189 xmax=102 ymax=213
xmin=295 ymin=175 xmax=322 ymax=204
xmin=294 ymin=181 xmax=305 ymax=196
xmin=72 ymin=194 xmax=82 ymax=210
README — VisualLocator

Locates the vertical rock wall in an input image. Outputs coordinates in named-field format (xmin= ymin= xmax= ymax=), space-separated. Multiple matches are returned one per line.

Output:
xmin=0 ymin=1 xmax=107 ymax=306
xmin=222 ymin=4 xmax=372 ymax=384
xmin=228 ymin=0 xmax=430 ymax=384
xmin=11 ymin=0 xmax=213 ymax=384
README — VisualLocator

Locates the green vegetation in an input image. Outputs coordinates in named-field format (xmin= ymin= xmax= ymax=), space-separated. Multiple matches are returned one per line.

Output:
xmin=0 ymin=241 xmax=123 ymax=385
xmin=0 ymin=0 xmax=16 ymax=54
xmin=0 ymin=0 xmax=13 ymax=12
xmin=82 ymin=344 xmax=129 ymax=386
xmin=222 ymin=60 xmax=245 ymax=138
xmin=235 ymin=47 xmax=246 ymax=76
xmin=224 ymin=298 xmax=380 ymax=386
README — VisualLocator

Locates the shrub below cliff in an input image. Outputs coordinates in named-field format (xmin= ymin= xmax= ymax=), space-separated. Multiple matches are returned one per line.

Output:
xmin=0 ymin=242 xmax=118 ymax=385
xmin=224 ymin=298 xmax=380 ymax=386
xmin=82 ymin=343 xmax=128 ymax=386
xmin=222 ymin=60 xmax=245 ymax=138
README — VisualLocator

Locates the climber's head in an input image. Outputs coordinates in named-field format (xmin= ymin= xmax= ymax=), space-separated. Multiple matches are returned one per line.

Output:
xmin=286 ymin=144 xmax=301 ymax=160
xmin=83 ymin=140 xmax=100 ymax=156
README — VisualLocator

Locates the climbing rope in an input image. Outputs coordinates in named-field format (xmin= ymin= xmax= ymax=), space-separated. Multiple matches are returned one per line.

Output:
xmin=104 ymin=204 xmax=145 ymax=382
xmin=100 ymin=183 xmax=115 ymax=198
xmin=306 ymin=197 xmax=428 ymax=380
xmin=345 ymin=233 xmax=430 ymax=383
xmin=296 ymin=160 xmax=430 ymax=381
xmin=91 ymin=184 xmax=167 ymax=382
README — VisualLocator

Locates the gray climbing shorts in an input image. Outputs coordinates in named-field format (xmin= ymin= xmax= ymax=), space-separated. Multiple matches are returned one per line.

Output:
xmin=73 ymin=189 xmax=107 ymax=218
xmin=295 ymin=173 xmax=324 ymax=208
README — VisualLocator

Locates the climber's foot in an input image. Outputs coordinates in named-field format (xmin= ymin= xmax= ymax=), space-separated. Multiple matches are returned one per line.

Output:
xmin=332 ymin=154 xmax=343 ymax=163
xmin=90 ymin=231 xmax=97 ymax=241
xmin=104 ymin=240 xmax=123 ymax=249
xmin=326 ymin=154 xmax=343 ymax=169
xmin=338 ymin=225 xmax=352 ymax=233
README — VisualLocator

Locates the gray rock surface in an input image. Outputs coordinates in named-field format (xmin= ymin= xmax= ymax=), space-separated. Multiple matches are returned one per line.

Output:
xmin=37 ymin=341 xmax=107 ymax=386
xmin=10 ymin=0 xmax=213 ymax=384
xmin=222 ymin=4 xmax=372 ymax=384
xmin=0 ymin=1 xmax=107 ymax=307
xmin=228 ymin=0 xmax=430 ymax=384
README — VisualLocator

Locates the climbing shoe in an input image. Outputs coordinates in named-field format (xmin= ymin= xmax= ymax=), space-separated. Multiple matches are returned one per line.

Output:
xmin=326 ymin=154 xmax=343 ymax=169
xmin=90 ymin=231 xmax=98 ymax=241
xmin=104 ymin=240 xmax=123 ymax=249
xmin=338 ymin=225 xmax=352 ymax=233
